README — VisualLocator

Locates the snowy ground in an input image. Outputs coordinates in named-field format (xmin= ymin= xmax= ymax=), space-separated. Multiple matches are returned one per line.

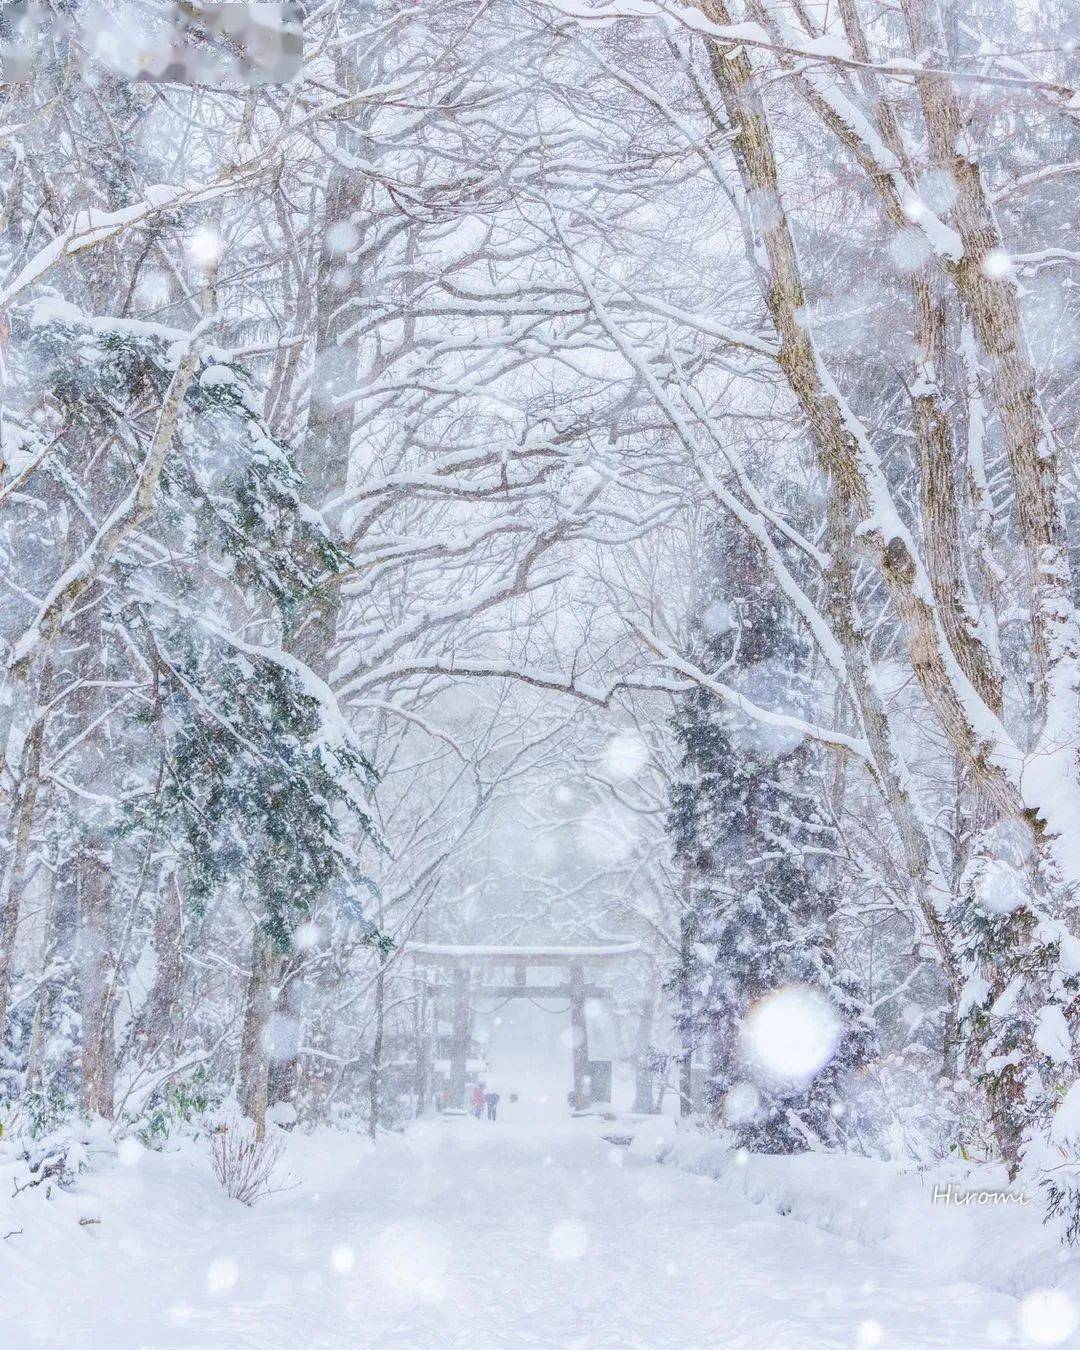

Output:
xmin=2 ymin=1116 xmax=1049 ymax=1349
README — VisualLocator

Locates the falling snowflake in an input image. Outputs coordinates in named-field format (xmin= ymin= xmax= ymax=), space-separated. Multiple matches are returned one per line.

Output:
xmin=1018 ymin=1290 xmax=1077 ymax=1346
xmin=549 ymin=1219 xmax=589 ymax=1261
xmin=723 ymin=1082 xmax=760 ymax=1125
xmin=982 ymin=249 xmax=1013 ymax=279
xmin=371 ymin=1222 xmax=449 ymax=1303
xmin=741 ymin=985 xmax=842 ymax=1084
xmin=206 ymin=1257 xmax=240 ymax=1293
xmin=188 ymin=227 xmax=223 ymax=269
xmin=604 ymin=732 xmax=648 ymax=779
xmin=330 ymin=1245 xmax=355 ymax=1274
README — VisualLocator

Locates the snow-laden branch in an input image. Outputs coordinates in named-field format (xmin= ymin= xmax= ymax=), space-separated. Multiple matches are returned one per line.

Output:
xmin=545 ymin=0 xmax=1078 ymax=100
xmin=630 ymin=624 xmax=872 ymax=761
xmin=0 ymin=173 xmax=273 ymax=311
xmin=340 ymin=657 xmax=687 ymax=706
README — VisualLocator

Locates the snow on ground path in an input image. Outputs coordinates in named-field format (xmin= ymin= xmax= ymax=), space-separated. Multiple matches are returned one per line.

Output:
xmin=5 ymin=1118 xmax=1021 ymax=1349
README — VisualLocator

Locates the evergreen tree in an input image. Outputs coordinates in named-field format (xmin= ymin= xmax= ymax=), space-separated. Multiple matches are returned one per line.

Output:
xmin=3 ymin=296 xmax=384 ymax=1121
xmin=668 ymin=519 xmax=873 ymax=1151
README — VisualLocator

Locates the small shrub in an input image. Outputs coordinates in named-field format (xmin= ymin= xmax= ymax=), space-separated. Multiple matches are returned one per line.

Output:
xmin=209 ymin=1123 xmax=283 ymax=1206
xmin=22 ymin=1084 xmax=72 ymax=1140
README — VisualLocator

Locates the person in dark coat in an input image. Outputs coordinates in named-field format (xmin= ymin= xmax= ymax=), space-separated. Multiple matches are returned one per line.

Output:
xmin=485 ymin=1091 xmax=501 ymax=1121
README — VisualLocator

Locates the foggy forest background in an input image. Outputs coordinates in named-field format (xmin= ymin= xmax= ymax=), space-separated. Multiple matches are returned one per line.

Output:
xmin=2 ymin=0 xmax=1080 ymax=1241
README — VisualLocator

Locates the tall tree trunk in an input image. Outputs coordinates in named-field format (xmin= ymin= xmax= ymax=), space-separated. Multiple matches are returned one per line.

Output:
xmin=901 ymin=0 xmax=1078 ymax=734
xmin=910 ymin=273 xmax=1003 ymax=716
xmin=238 ymin=925 xmax=282 ymax=1140
xmin=266 ymin=951 xmax=304 ymax=1113
xmin=24 ymin=859 xmax=61 ymax=1099
xmin=699 ymin=0 xmax=1080 ymax=1184
xmin=265 ymin=110 xmax=372 ymax=1120
xmin=632 ymin=993 xmax=658 ymax=1114
xmin=78 ymin=845 xmax=116 ymax=1119
xmin=0 ymin=658 xmax=52 ymax=1048
xmin=696 ymin=0 xmax=1032 ymax=831
xmin=129 ymin=871 xmax=184 ymax=1066
xmin=368 ymin=948 xmax=388 ymax=1141
xmin=414 ymin=978 xmax=431 ymax=1117
xmin=447 ymin=966 xmax=470 ymax=1112
xmin=677 ymin=903 xmax=696 ymax=1119
xmin=823 ymin=494 xmax=959 ymax=987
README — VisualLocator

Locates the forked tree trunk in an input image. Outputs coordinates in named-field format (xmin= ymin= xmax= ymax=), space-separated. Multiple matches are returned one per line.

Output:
xmin=695 ymin=0 xmax=1075 ymax=1165
xmin=699 ymin=0 xmax=1025 ymax=825
xmin=900 ymin=0 xmax=1077 ymax=726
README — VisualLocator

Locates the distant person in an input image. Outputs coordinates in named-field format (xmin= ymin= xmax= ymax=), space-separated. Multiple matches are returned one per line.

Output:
xmin=485 ymin=1091 xmax=501 ymax=1121
xmin=472 ymin=1083 xmax=485 ymax=1118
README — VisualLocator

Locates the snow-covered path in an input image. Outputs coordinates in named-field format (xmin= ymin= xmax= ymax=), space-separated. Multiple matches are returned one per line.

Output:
xmin=7 ymin=1119 xmax=1022 ymax=1349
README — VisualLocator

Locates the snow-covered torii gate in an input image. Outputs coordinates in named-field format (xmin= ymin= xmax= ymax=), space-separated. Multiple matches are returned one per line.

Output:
xmin=411 ymin=943 xmax=639 ymax=1113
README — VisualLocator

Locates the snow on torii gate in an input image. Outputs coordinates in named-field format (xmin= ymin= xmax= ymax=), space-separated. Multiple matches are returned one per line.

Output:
xmin=410 ymin=943 xmax=639 ymax=1113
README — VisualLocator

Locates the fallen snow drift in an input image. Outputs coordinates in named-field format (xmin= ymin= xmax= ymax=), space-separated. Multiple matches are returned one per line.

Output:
xmin=631 ymin=1119 xmax=1080 ymax=1305
xmin=0 ymin=1118 xmax=1069 ymax=1348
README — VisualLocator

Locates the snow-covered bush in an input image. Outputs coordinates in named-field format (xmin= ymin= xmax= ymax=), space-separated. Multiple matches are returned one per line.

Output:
xmin=843 ymin=1048 xmax=993 ymax=1164
xmin=209 ymin=1122 xmax=284 ymax=1207
xmin=131 ymin=1066 xmax=217 ymax=1149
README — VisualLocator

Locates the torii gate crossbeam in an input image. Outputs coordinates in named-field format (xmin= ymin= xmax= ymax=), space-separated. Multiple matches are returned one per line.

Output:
xmin=411 ymin=943 xmax=638 ymax=1113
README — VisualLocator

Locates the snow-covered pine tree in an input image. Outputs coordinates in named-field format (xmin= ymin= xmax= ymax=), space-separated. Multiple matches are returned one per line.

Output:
xmin=668 ymin=518 xmax=873 ymax=1151
xmin=3 ymin=296 xmax=384 ymax=1127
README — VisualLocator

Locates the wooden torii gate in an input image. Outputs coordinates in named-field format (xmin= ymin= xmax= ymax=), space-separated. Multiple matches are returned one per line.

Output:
xmin=411 ymin=943 xmax=638 ymax=1112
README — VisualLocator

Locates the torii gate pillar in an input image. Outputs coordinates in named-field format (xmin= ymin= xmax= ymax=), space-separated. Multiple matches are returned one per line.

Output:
xmin=568 ymin=963 xmax=590 ymax=1112
xmin=448 ymin=966 xmax=470 ymax=1111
